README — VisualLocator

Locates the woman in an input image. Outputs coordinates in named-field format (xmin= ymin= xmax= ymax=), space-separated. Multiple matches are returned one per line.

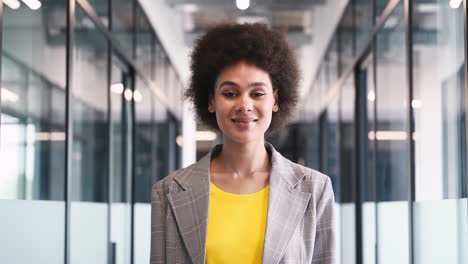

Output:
xmin=150 ymin=23 xmax=335 ymax=264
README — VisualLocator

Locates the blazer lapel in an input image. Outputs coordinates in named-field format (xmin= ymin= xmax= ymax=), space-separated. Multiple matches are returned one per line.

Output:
xmin=262 ymin=143 xmax=312 ymax=264
xmin=166 ymin=150 xmax=214 ymax=264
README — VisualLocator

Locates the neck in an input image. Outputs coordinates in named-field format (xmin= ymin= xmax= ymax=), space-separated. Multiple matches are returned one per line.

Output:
xmin=214 ymin=138 xmax=270 ymax=178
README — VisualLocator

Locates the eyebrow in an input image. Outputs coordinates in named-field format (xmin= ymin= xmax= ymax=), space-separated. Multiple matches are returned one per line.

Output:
xmin=218 ymin=81 xmax=269 ymax=89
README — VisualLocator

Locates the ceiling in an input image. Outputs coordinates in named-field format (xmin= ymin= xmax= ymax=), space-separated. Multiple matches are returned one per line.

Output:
xmin=166 ymin=0 xmax=328 ymax=48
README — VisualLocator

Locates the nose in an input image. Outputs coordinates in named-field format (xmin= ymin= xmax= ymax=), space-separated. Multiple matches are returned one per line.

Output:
xmin=235 ymin=95 xmax=253 ymax=113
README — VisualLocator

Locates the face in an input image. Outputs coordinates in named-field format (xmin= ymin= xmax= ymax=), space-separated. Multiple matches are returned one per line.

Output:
xmin=209 ymin=62 xmax=279 ymax=144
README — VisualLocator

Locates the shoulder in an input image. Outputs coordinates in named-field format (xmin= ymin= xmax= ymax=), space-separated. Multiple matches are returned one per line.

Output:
xmin=151 ymin=161 xmax=199 ymax=197
xmin=284 ymin=158 xmax=333 ymax=198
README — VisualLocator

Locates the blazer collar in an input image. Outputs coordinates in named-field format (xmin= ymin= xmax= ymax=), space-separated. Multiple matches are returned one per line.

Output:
xmin=172 ymin=142 xmax=306 ymax=190
xmin=167 ymin=142 xmax=311 ymax=264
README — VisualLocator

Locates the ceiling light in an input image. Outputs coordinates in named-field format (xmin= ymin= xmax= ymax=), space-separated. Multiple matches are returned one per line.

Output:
xmin=236 ymin=0 xmax=249 ymax=10
xmin=416 ymin=3 xmax=438 ymax=13
xmin=21 ymin=0 xmax=41 ymax=10
xmin=449 ymin=0 xmax=462 ymax=9
xmin=4 ymin=0 xmax=21 ymax=9
xmin=124 ymin=88 xmax=133 ymax=101
xmin=111 ymin=83 xmax=124 ymax=94
xmin=196 ymin=131 xmax=217 ymax=141
xmin=368 ymin=131 xmax=407 ymax=141
xmin=367 ymin=90 xmax=375 ymax=102
xmin=384 ymin=17 xmax=399 ymax=28
xmin=411 ymin=99 xmax=422 ymax=109
xmin=1 ymin=88 xmax=19 ymax=102
xmin=182 ymin=3 xmax=199 ymax=13
xmin=35 ymin=132 xmax=66 ymax=141
xmin=237 ymin=16 xmax=269 ymax=24
xmin=133 ymin=89 xmax=143 ymax=102
xmin=176 ymin=135 xmax=183 ymax=147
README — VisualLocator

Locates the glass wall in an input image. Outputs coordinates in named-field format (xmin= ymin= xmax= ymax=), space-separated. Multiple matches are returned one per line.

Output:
xmin=70 ymin=5 xmax=109 ymax=263
xmin=0 ymin=1 xmax=67 ymax=262
xmin=112 ymin=0 xmax=134 ymax=55
xmin=135 ymin=5 xmax=154 ymax=77
xmin=360 ymin=53 xmax=378 ymax=264
xmin=284 ymin=0 xmax=468 ymax=263
xmin=110 ymin=55 xmax=133 ymax=264
xmin=375 ymin=3 xmax=410 ymax=263
xmin=0 ymin=0 xmax=67 ymax=201
xmin=355 ymin=0 xmax=373 ymax=53
xmin=0 ymin=0 xmax=183 ymax=263
xmin=412 ymin=0 xmax=467 ymax=263
xmin=339 ymin=76 xmax=356 ymax=264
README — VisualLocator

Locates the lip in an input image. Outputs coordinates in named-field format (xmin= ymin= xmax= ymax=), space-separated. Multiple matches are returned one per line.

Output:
xmin=231 ymin=117 xmax=258 ymax=128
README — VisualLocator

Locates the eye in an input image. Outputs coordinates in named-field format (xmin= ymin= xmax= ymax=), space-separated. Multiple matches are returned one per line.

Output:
xmin=223 ymin=92 xmax=237 ymax=98
xmin=252 ymin=92 xmax=265 ymax=97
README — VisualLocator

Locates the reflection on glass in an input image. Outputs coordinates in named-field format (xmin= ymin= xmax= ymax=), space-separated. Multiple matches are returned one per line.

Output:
xmin=86 ymin=0 xmax=108 ymax=25
xmin=0 ymin=1 xmax=66 ymax=201
xmin=376 ymin=2 xmax=408 ymax=202
xmin=413 ymin=0 xmax=466 ymax=201
xmin=295 ymin=87 xmax=320 ymax=169
xmin=413 ymin=1 xmax=467 ymax=262
xmin=112 ymin=0 xmax=134 ymax=55
xmin=0 ymin=1 xmax=67 ymax=263
xmin=325 ymin=36 xmax=339 ymax=85
xmin=355 ymin=0 xmax=373 ymax=53
xmin=70 ymin=6 xmax=109 ymax=264
xmin=338 ymin=4 xmax=355 ymax=73
xmin=377 ymin=0 xmax=391 ymax=18
xmin=72 ymin=6 xmax=109 ymax=202
xmin=340 ymin=77 xmax=355 ymax=203
xmin=110 ymin=55 xmax=132 ymax=264
xmin=340 ymin=76 xmax=357 ymax=264
xmin=154 ymin=44 xmax=165 ymax=83
xmin=375 ymin=2 xmax=409 ymax=263
xmin=136 ymin=5 xmax=154 ymax=78
xmin=299 ymin=123 xmax=320 ymax=169
xmin=134 ymin=79 xmax=154 ymax=203
xmin=325 ymin=96 xmax=340 ymax=201
xmin=360 ymin=54 xmax=377 ymax=264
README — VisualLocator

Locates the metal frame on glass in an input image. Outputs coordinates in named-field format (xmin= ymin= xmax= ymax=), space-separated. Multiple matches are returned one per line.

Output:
xmin=64 ymin=0 xmax=75 ymax=263
xmin=465 ymin=0 xmax=468 ymax=227
xmin=353 ymin=64 xmax=364 ymax=264
xmin=404 ymin=0 xmax=415 ymax=263
xmin=0 ymin=1 xmax=3 ymax=147
xmin=106 ymin=0 xmax=113 ymax=262
xmin=130 ymin=69 xmax=136 ymax=264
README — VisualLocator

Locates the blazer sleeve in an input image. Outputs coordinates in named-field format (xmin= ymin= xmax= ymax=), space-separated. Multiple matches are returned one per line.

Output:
xmin=150 ymin=184 xmax=166 ymax=264
xmin=312 ymin=177 xmax=336 ymax=264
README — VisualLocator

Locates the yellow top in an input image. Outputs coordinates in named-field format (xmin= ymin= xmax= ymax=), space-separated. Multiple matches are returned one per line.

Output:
xmin=206 ymin=182 xmax=269 ymax=264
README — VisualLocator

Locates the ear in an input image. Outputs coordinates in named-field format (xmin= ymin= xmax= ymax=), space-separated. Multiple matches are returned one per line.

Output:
xmin=208 ymin=95 xmax=215 ymax=113
xmin=273 ymin=89 xmax=279 ymax=112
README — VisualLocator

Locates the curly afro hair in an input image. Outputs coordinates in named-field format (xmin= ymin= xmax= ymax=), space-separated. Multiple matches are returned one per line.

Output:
xmin=185 ymin=23 xmax=300 ymax=133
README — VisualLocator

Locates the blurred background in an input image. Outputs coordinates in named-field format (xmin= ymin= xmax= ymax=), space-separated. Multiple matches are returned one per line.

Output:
xmin=0 ymin=0 xmax=467 ymax=263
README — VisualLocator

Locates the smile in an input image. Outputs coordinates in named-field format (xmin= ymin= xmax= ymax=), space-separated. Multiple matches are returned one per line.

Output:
xmin=231 ymin=118 xmax=258 ymax=128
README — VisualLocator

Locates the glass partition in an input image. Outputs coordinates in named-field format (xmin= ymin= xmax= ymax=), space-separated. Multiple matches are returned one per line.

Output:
xmin=412 ymin=1 xmax=467 ymax=262
xmin=375 ymin=2 xmax=409 ymax=263
xmin=112 ymin=0 xmax=135 ymax=55
xmin=135 ymin=5 xmax=154 ymax=77
xmin=355 ymin=0 xmax=373 ymax=53
xmin=339 ymin=76 xmax=357 ymax=264
xmin=70 ymin=5 xmax=109 ymax=264
xmin=0 ymin=1 xmax=67 ymax=263
xmin=110 ymin=55 xmax=133 ymax=264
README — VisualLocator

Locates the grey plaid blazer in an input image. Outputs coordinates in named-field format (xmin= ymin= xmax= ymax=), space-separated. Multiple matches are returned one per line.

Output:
xmin=150 ymin=143 xmax=336 ymax=264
